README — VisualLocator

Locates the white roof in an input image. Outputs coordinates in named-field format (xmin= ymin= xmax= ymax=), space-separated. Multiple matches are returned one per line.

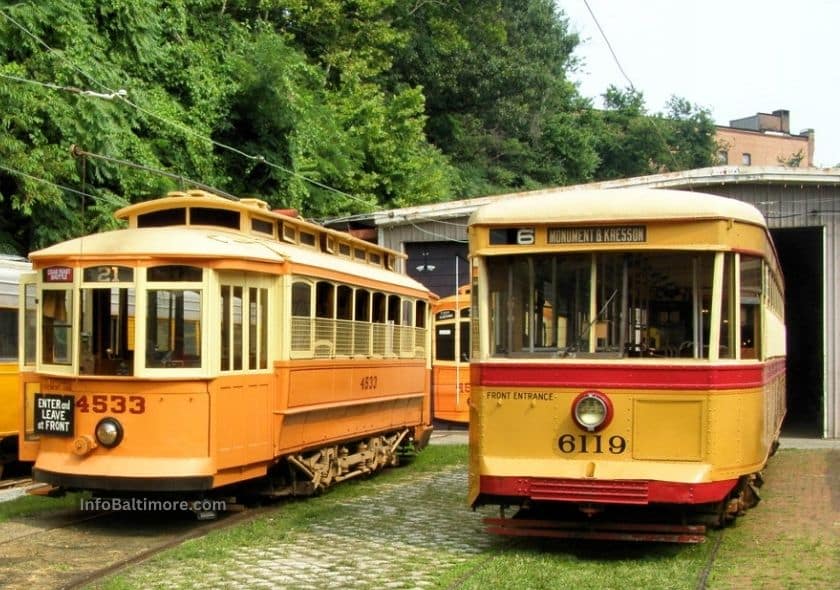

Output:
xmin=0 ymin=255 xmax=30 ymax=307
xmin=28 ymin=227 xmax=428 ymax=293
xmin=469 ymin=187 xmax=768 ymax=227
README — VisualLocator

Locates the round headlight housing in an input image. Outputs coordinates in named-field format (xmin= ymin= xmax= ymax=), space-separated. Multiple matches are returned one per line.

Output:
xmin=572 ymin=391 xmax=612 ymax=432
xmin=95 ymin=417 xmax=124 ymax=448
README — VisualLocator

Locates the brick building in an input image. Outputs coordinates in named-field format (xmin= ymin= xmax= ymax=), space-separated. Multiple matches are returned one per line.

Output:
xmin=716 ymin=109 xmax=815 ymax=167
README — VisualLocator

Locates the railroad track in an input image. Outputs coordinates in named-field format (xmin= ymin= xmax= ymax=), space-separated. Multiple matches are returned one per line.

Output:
xmin=0 ymin=478 xmax=32 ymax=491
xmin=0 ymin=502 xmax=264 ymax=590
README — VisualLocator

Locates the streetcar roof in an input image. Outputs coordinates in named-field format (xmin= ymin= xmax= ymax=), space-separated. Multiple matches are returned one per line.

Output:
xmin=0 ymin=255 xmax=29 ymax=307
xmin=27 ymin=227 xmax=429 ymax=292
xmin=468 ymin=188 xmax=768 ymax=227
xmin=114 ymin=189 xmax=405 ymax=261
xmin=433 ymin=285 xmax=471 ymax=308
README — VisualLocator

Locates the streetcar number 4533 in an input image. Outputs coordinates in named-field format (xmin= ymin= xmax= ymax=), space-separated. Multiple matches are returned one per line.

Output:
xmin=76 ymin=394 xmax=146 ymax=414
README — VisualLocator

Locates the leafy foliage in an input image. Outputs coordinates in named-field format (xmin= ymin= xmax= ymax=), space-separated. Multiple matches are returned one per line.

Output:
xmin=593 ymin=87 xmax=717 ymax=180
xmin=0 ymin=1 xmax=718 ymax=253
xmin=389 ymin=0 xmax=600 ymax=196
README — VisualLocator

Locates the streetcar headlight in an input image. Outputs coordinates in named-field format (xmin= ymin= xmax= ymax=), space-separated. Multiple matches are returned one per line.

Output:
xmin=572 ymin=391 xmax=612 ymax=432
xmin=95 ymin=418 xmax=124 ymax=448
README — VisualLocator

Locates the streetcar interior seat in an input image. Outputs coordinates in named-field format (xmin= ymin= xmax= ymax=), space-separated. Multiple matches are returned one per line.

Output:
xmin=313 ymin=339 xmax=334 ymax=358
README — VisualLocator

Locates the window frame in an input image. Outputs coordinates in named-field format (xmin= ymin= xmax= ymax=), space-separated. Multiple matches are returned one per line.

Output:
xmin=141 ymin=265 xmax=207 ymax=377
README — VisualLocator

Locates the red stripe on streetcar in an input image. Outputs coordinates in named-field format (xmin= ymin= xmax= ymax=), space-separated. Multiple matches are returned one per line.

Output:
xmin=480 ymin=475 xmax=737 ymax=504
xmin=472 ymin=358 xmax=784 ymax=391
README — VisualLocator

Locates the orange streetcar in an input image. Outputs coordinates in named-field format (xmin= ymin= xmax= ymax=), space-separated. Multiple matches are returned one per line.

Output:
xmin=19 ymin=190 xmax=433 ymax=498
xmin=432 ymin=285 xmax=471 ymax=423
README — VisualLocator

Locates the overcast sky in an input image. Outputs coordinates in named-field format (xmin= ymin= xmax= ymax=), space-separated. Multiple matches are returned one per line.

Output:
xmin=558 ymin=0 xmax=840 ymax=167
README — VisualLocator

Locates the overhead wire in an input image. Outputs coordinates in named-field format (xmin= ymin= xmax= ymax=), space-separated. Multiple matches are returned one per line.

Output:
xmin=0 ymin=162 xmax=116 ymax=204
xmin=0 ymin=72 xmax=127 ymax=100
xmin=580 ymin=0 xmax=681 ymax=171
xmin=582 ymin=0 xmax=634 ymax=90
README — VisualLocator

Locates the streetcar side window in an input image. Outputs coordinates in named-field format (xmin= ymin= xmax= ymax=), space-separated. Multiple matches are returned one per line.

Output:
xmin=740 ymin=256 xmax=762 ymax=360
xmin=250 ymin=287 xmax=269 ymax=370
xmin=372 ymin=292 xmax=387 ymax=356
xmin=400 ymin=299 xmax=414 ymax=356
xmin=232 ymin=286 xmax=244 ymax=370
xmin=354 ymin=289 xmax=371 ymax=356
xmin=189 ymin=207 xmax=240 ymax=230
xmin=24 ymin=283 xmax=37 ymax=366
xmin=716 ymin=254 xmax=736 ymax=359
xmin=415 ymin=300 xmax=427 ymax=328
xmin=387 ymin=294 xmax=401 ymax=357
xmin=415 ymin=300 xmax=427 ymax=358
xmin=289 ymin=278 xmax=426 ymax=360
xmin=0 ymin=307 xmax=16 ymax=361
xmin=336 ymin=285 xmax=353 ymax=356
xmin=290 ymin=281 xmax=313 ymax=355
xmin=137 ymin=208 xmax=186 ymax=227
xmin=221 ymin=285 xmax=231 ymax=370
xmin=42 ymin=289 xmax=73 ymax=366
xmin=315 ymin=282 xmax=335 ymax=357
xmin=221 ymin=279 xmax=269 ymax=371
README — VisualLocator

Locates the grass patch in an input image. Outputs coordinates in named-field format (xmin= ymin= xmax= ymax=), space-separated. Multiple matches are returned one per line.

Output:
xmin=437 ymin=538 xmax=711 ymax=590
xmin=0 ymin=491 xmax=88 ymax=523
xmin=707 ymin=515 xmax=838 ymax=589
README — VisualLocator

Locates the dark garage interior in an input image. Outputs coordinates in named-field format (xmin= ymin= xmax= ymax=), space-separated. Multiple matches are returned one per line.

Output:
xmin=772 ymin=227 xmax=824 ymax=437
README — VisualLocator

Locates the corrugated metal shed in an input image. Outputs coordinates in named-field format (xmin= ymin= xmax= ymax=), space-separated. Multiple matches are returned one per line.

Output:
xmin=357 ymin=166 xmax=840 ymax=438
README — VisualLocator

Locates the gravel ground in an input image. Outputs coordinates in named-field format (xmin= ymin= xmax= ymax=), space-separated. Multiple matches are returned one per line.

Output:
xmin=103 ymin=466 xmax=499 ymax=590
xmin=1 ymin=432 xmax=835 ymax=589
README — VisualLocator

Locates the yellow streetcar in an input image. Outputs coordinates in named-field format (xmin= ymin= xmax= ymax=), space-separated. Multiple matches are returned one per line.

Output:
xmin=467 ymin=188 xmax=786 ymax=542
xmin=0 ymin=254 xmax=31 ymax=476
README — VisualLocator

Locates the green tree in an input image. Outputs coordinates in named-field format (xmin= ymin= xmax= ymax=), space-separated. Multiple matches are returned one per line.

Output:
xmin=0 ymin=1 xmax=230 ymax=251
xmin=593 ymin=86 xmax=716 ymax=180
xmin=390 ymin=0 xmax=599 ymax=196
xmin=0 ymin=0 xmax=722 ymax=254
xmin=660 ymin=95 xmax=717 ymax=170
xmin=0 ymin=0 xmax=456 ymax=251
xmin=215 ymin=0 xmax=457 ymax=214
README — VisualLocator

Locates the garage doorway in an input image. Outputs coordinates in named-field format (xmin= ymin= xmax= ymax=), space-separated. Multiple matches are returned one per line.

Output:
xmin=406 ymin=242 xmax=469 ymax=298
xmin=771 ymin=227 xmax=824 ymax=437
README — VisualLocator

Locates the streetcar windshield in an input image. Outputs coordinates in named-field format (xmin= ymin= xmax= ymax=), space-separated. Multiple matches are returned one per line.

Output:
xmin=486 ymin=252 xmax=717 ymax=359
xmin=79 ymin=287 xmax=136 ymax=376
xmin=146 ymin=289 xmax=202 ymax=368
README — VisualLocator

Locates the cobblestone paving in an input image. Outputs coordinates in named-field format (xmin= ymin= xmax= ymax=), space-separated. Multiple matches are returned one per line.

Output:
xmin=115 ymin=467 xmax=498 ymax=589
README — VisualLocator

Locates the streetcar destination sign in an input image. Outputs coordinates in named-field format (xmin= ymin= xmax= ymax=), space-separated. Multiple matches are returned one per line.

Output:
xmin=34 ymin=393 xmax=75 ymax=436
xmin=43 ymin=266 xmax=74 ymax=283
xmin=548 ymin=225 xmax=646 ymax=244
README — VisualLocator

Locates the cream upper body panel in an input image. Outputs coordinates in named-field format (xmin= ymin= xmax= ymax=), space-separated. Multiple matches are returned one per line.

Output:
xmin=469 ymin=188 xmax=768 ymax=228
xmin=27 ymin=227 xmax=427 ymax=292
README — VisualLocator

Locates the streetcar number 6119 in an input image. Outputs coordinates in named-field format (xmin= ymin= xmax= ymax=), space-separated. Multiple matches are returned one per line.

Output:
xmin=558 ymin=433 xmax=627 ymax=454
